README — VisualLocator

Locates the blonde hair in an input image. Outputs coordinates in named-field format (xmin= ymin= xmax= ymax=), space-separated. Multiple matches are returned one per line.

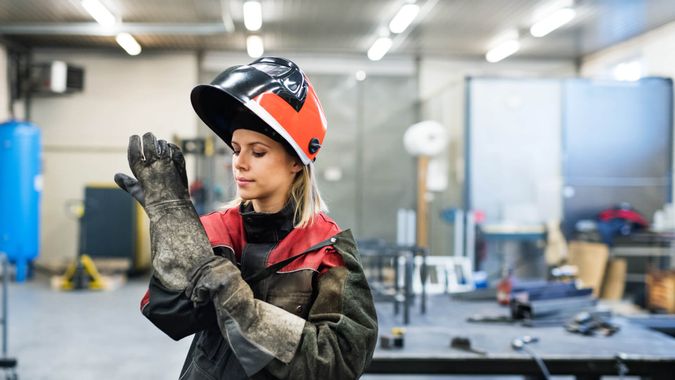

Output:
xmin=226 ymin=163 xmax=328 ymax=229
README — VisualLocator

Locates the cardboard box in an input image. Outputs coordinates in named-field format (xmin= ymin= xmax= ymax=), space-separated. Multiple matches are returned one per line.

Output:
xmin=567 ymin=241 xmax=609 ymax=297
xmin=601 ymin=258 xmax=627 ymax=300
xmin=646 ymin=270 xmax=675 ymax=313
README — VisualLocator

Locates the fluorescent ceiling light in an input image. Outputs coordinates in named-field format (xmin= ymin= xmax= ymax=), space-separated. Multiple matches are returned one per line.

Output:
xmin=367 ymin=37 xmax=393 ymax=61
xmin=247 ymin=35 xmax=264 ymax=58
xmin=613 ymin=61 xmax=642 ymax=81
xmin=530 ymin=8 xmax=576 ymax=37
xmin=243 ymin=1 xmax=262 ymax=31
xmin=355 ymin=70 xmax=367 ymax=81
xmin=81 ymin=0 xmax=116 ymax=27
xmin=116 ymin=33 xmax=142 ymax=55
xmin=485 ymin=40 xmax=520 ymax=63
xmin=50 ymin=61 xmax=68 ymax=93
xmin=389 ymin=3 xmax=420 ymax=34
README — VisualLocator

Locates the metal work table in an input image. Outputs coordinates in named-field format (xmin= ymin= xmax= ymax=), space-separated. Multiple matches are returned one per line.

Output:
xmin=359 ymin=241 xmax=428 ymax=325
xmin=613 ymin=231 xmax=675 ymax=271
xmin=367 ymin=296 xmax=675 ymax=379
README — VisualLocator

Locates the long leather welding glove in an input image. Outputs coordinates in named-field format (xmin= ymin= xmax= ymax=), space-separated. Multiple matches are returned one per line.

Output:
xmin=186 ymin=257 xmax=306 ymax=376
xmin=114 ymin=132 xmax=217 ymax=291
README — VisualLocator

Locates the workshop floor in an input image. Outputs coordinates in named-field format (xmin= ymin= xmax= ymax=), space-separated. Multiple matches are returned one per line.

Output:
xmin=4 ymin=275 xmax=634 ymax=380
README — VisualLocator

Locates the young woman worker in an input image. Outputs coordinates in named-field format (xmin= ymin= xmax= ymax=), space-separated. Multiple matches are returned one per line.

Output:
xmin=115 ymin=57 xmax=378 ymax=379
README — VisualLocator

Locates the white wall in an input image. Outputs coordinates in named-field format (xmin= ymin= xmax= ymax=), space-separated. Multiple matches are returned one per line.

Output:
xmin=581 ymin=21 xmax=675 ymax=79
xmin=30 ymin=50 xmax=198 ymax=265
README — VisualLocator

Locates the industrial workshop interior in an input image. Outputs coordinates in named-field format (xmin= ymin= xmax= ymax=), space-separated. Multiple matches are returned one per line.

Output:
xmin=2 ymin=0 xmax=675 ymax=379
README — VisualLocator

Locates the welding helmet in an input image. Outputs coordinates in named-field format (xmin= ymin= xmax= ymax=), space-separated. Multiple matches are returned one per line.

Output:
xmin=190 ymin=57 xmax=327 ymax=165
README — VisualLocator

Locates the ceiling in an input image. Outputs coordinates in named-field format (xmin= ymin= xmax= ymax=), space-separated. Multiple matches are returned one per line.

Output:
xmin=1 ymin=0 xmax=675 ymax=60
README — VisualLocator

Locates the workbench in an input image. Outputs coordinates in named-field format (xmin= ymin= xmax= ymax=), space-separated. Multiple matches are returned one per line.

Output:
xmin=366 ymin=295 xmax=675 ymax=379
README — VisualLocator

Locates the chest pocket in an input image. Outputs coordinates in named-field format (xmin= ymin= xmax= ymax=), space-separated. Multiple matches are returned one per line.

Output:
xmin=267 ymin=291 xmax=313 ymax=319
xmin=243 ymin=238 xmax=335 ymax=319
xmin=265 ymin=269 xmax=315 ymax=319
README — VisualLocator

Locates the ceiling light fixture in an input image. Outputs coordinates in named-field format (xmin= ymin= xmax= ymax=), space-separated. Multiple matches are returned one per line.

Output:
xmin=243 ymin=1 xmax=262 ymax=32
xmin=530 ymin=7 xmax=576 ymax=37
xmin=247 ymin=35 xmax=264 ymax=58
xmin=115 ymin=33 xmax=142 ymax=55
xmin=485 ymin=39 xmax=520 ymax=63
xmin=367 ymin=37 xmax=393 ymax=61
xmin=81 ymin=0 xmax=117 ymax=26
xmin=613 ymin=61 xmax=642 ymax=81
xmin=355 ymin=70 xmax=367 ymax=81
xmin=389 ymin=3 xmax=420 ymax=34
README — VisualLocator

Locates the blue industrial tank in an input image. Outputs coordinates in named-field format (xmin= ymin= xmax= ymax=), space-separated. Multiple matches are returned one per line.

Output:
xmin=0 ymin=120 xmax=42 ymax=282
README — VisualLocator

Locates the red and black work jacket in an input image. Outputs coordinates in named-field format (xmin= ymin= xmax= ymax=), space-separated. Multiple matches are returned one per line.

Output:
xmin=139 ymin=201 xmax=376 ymax=379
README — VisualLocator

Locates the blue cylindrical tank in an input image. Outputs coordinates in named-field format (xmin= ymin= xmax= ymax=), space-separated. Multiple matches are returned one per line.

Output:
xmin=0 ymin=120 xmax=42 ymax=282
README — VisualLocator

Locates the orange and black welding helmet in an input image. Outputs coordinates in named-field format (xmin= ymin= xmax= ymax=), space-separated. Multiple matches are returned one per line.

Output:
xmin=190 ymin=57 xmax=327 ymax=165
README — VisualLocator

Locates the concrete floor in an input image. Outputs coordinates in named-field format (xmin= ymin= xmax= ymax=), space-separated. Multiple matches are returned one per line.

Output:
xmin=2 ymin=275 xmax=632 ymax=380
xmin=6 ymin=274 xmax=191 ymax=380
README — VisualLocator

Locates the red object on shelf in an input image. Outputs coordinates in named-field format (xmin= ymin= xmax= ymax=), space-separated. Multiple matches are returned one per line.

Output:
xmin=473 ymin=210 xmax=486 ymax=224
xmin=496 ymin=269 xmax=513 ymax=305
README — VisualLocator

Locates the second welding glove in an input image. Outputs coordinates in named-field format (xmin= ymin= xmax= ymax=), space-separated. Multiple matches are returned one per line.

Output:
xmin=114 ymin=132 xmax=217 ymax=291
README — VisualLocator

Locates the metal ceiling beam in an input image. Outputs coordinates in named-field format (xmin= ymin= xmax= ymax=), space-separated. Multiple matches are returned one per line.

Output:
xmin=202 ymin=51 xmax=417 ymax=76
xmin=0 ymin=23 xmax=230 ymax=36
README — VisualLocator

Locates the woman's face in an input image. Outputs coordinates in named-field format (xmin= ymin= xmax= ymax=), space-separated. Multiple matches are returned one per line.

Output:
xmin=231 ymin=128 xmax=302 ymax=213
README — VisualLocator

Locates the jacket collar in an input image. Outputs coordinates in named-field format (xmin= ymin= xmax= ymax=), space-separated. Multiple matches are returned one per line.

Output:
xmin=239 ymin=200 xmax=296 ymax=243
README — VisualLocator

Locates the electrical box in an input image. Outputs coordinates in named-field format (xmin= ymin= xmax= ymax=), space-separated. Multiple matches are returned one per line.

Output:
xmin=81 ymin=185 xmax=149 ymax=273
xmin=30 ymin=61 xmax=84 ymax=95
